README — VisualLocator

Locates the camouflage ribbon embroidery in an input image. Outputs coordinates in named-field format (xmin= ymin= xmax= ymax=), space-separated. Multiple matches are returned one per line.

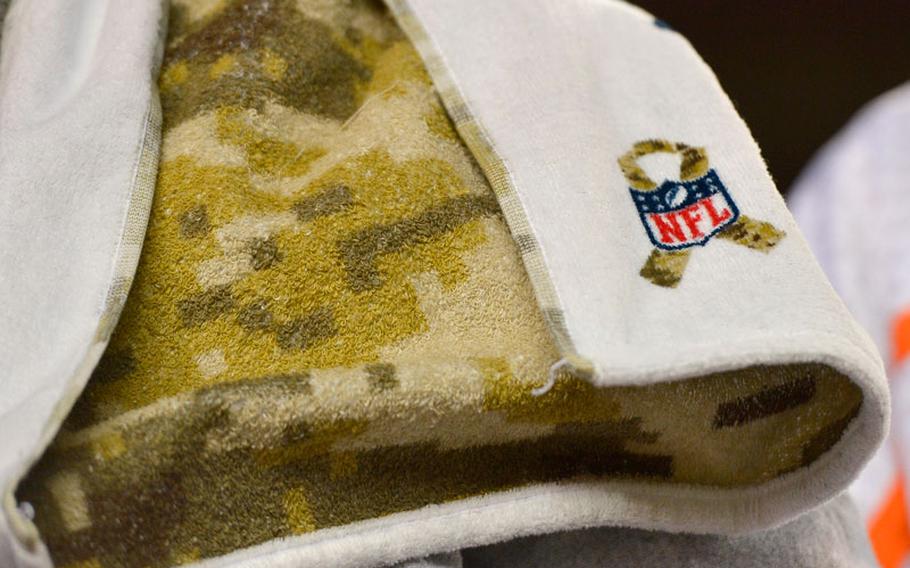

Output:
xmin=618 ymin=139 xmax=786 ymax=288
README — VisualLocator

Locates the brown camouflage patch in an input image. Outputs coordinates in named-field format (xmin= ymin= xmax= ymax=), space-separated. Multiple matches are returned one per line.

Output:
xmin=248 ymin=236 xmax=283 ymax=271
xmin=160 ymin=0 xmax=374 ymax=128
xmin=236 ymin=300 xmax=273 ymax=331
xmin=275 ymin=308 xmax=336 ymax=350
xmin=713 ymin=376 xmax=817 ymax=429
xmin=339 ymin=193 xmax=500 ymax=291
xmin=179 ymin=205 xmax=210 ymax=238
xmin=292 ymin=184 xmax=353 ymax=222
xmin=366 ymin=363 xmax=397 ymax=392
xmin=179 ymin=285 xmax=235 ymax=327
xmin=801 ymin=400 xmax=862 ymax=467
xmin=89 ymin=349 xmax=137 ymax=384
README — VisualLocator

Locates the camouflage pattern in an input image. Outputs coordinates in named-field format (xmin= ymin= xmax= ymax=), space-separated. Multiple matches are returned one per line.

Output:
xmin=18 ymin=1 xmax=862 ymax=567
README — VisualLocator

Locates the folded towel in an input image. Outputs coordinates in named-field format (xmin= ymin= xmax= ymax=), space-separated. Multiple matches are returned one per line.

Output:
xmin=0 ymin=1 xmax=888 ymax=567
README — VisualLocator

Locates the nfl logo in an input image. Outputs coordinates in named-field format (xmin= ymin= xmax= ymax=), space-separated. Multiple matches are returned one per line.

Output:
xmin=630 ymin=169 xmax=739 ymax=250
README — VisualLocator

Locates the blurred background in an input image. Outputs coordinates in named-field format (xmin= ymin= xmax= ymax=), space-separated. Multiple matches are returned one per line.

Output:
xmin=634 ymin=0 xmax=910 ymax=194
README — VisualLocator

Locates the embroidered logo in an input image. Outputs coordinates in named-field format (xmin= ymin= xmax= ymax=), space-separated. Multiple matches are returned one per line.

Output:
xmin=618 ymin=140 xmax=786 ymax=288
xmin=631 ymin=168 xmax=739 ymax=250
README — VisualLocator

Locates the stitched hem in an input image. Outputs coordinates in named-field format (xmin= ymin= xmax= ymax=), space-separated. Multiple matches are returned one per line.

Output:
xmin=2 ymin=94 xmax=163 ymax=554
xmin=386 ymin=0 xmax=594 ymax=377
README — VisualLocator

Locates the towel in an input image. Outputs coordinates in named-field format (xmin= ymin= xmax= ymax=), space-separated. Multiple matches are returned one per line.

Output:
xmin=0 ymin=1 xmax=888 ymax=567
xmin=459 ymin=493 xmax=878 ymax=568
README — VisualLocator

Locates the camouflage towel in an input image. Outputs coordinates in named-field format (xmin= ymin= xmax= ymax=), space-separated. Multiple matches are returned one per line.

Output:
xmin=16 ymin=1 xmax=864 ymax=567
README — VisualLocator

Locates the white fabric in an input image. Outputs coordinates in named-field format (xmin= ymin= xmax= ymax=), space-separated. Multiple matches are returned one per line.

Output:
xmin=790 ymin=82 xmax=910 ymax=538
xmin=461 ymin=493 xmax=878 ymax=568
xmin=388 ymin=495 xmax=877 ymax=568
xmin=397 ymin=0 xmax=887 ymax=535
xmin=0 ymin=1 xmax=165 ymax=566
xmin=189 ymin=484 xmax=879 ymax=568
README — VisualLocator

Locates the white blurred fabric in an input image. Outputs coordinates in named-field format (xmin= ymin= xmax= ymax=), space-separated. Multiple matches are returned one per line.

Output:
xmin=791 ymin=81 xmax=910 ymax=567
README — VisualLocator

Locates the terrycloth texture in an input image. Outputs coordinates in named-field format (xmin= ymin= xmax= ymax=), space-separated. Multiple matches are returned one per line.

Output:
xmin=460 ymin=493 xmax=878 ymax=568
xmin=392 ymin=0 xmax=887 ymax=532
xmin=790 ymin=81 xmax=910 ymax=568
xmin=0 ymin=1 xmax=165 ymax=567
xmin=394 ymin=494 xmax=876 ymax=568
xmin=3 ymin=1 xmax=887 ymax=568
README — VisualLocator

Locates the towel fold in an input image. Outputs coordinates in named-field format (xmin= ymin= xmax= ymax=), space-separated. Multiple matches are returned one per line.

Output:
xmin=0 ymin=1 xmax=888 ymax=567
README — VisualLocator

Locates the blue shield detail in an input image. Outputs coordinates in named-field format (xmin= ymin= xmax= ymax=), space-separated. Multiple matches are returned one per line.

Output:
xmin=629 ymin=169 xmax=740 ymax=251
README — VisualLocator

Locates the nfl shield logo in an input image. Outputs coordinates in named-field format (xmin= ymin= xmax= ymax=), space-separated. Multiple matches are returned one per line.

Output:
xmin=630 ymin=169 xmax=739 ymax=250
